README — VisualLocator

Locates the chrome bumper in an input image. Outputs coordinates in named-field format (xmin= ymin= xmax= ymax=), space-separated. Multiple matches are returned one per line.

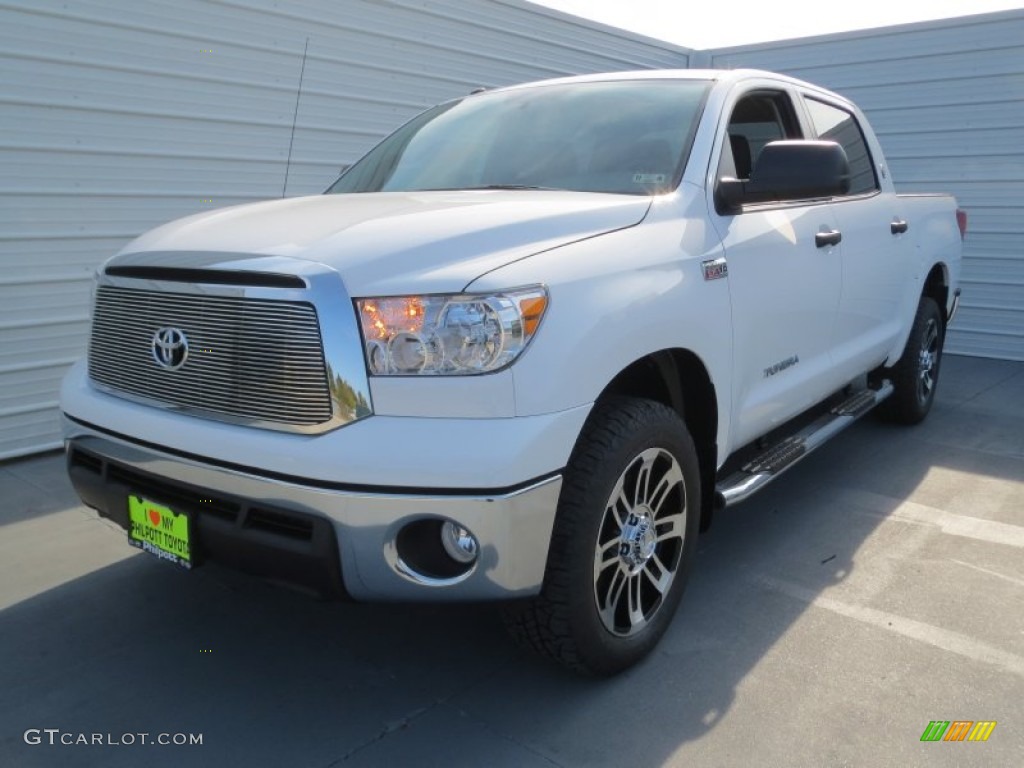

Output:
xmin=64 ymin=426 xmax=561 ymax=601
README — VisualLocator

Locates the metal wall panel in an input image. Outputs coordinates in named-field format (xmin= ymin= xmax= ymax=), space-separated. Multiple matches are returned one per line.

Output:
xmin=0 ymin=0 xmax=690 ymax=460
xmin=708 ymin=10 xmax=1024 ymax=362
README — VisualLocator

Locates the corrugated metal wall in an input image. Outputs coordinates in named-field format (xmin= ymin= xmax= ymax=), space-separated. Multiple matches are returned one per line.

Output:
xmin=706 ymin=9 xmax=1024 ymax=362
xmin=0 ymin=0 xmax=691 ymax=460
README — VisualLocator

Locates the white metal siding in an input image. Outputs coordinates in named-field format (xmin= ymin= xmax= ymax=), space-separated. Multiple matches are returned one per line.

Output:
xmin=0 ymin=0 xmax=690 ymax=460
xmin=707 ymin=10 xmax=1024 ymax=362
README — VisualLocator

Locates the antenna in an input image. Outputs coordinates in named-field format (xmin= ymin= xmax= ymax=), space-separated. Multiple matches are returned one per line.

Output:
xmin=282 ymin=37 xmax=310 ymax=198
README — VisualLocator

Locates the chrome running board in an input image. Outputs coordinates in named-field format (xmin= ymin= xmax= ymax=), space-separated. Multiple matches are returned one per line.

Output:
xmin=715 ymin=381 xmax=894 ymax=509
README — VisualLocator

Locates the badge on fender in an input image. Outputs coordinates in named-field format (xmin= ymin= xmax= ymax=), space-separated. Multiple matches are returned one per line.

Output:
xmin=702 ymin=257 xmax=728 ymax=281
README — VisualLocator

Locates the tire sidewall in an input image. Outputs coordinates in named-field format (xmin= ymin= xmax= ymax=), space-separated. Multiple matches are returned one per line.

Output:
xmin=558 ymin=399 xmax=701 ymax=674
xmin=893 ymin=297 xmax=944 ymax=424
xmin=915 ymin=302 xmax=944 ymax=414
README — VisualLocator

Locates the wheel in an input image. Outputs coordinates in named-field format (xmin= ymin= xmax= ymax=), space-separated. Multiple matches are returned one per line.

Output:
xmin=503 ymin=396 xmax=701 ymax=675
xmin=881 ymin=296 xmax=944 ymax=425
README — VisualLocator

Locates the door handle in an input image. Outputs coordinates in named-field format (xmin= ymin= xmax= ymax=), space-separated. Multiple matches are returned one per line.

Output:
xmin=815 ymin=229 xmax=842 ymax=248
xmin=891 ymin=219 xmax=909 ymax=235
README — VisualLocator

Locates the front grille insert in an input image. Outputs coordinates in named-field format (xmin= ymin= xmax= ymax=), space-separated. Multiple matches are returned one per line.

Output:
xmin=88 ymin=285 xmax=333 ymax=427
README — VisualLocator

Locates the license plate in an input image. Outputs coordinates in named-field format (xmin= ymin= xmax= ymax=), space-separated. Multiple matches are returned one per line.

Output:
xmin=127 ymin=495 xmax=192 ymax=569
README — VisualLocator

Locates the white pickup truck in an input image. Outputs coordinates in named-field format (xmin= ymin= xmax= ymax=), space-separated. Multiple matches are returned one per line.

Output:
xmin=61 ymin=69 xmax=964 ymax=675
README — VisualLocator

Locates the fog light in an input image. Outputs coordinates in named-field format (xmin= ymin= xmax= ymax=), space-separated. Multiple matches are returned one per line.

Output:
xmin=440 ymin=522 xmax=478 ymax=564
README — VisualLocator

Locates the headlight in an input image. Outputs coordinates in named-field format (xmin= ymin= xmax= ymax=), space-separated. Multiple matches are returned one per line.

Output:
xmin=356 ymin=287 xmax=548 ymax=375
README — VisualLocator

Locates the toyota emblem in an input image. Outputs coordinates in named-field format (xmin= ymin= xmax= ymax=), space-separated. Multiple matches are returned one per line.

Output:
xmin=151 ymin=327 xmax=190 ymax=370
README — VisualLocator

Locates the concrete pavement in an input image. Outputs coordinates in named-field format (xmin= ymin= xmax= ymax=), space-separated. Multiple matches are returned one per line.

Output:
xmin=1 ymin=354 xmax=1021 ymax=767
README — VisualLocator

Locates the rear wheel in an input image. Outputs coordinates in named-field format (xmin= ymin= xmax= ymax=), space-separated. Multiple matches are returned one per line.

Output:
xmin=882 ymin=296 xmax=944 ymax=424
xmin=503 ymin=397 xmax=701 ymax=675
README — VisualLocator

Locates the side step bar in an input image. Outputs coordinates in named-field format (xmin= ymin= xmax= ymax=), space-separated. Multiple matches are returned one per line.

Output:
xmin=715 ymin=381 xmax=894 ymax=509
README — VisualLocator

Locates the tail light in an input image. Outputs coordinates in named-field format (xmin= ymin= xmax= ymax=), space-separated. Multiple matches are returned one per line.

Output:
xmin=956 ymin=209 xmax=968 ymax=240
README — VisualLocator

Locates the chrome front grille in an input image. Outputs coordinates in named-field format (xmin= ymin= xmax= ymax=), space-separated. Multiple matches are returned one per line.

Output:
xmin=89 ymin=285 xmax=334 ymax=427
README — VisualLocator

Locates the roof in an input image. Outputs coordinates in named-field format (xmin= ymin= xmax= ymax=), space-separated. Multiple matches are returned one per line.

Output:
xmin=478 ymin=68 xmax=850 ymax=108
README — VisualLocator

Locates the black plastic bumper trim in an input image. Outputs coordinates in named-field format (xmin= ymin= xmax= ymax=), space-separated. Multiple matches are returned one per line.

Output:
xmin=67 ymin=443 xmax=349 ymax=600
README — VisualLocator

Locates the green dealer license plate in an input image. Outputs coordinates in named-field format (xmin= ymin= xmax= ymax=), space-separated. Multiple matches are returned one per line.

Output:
xmin=128 ymin=495 xmax=192 ymax=569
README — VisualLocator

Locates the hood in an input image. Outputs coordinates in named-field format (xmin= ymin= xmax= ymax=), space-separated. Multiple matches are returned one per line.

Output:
xmin=114 ymin=190 xmax=652 ymax=295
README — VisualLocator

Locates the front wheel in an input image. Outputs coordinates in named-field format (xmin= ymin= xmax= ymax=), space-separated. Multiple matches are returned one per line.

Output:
xmin=881 ymin=296 xmax=944 ymax=425
xmin=503 ymin=397 xmax=701 ymax=676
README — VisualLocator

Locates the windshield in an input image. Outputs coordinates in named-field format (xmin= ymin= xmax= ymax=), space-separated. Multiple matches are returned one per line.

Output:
xmin=326 ymin=79 xmax=711 ymax=196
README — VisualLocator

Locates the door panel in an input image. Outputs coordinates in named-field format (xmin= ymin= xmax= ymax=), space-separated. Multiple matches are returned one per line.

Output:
xmin=710 ymin=86 xmax=844 ymax=449
xmin=828 ymin=195 xmax=911 ymax=378
xmin=716 ymin=204 xmax=843 ymax=448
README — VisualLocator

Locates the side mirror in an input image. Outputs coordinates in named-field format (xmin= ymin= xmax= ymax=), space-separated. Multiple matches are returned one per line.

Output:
xmin=716 ymin=140 xmax=850 ymax=214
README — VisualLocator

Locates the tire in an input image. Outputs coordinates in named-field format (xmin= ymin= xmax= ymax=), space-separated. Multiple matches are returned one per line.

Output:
xmin=881 ymin=296 xmax=944 ymax=425
xmin=503 ymin=396 xmax=701 ymax=676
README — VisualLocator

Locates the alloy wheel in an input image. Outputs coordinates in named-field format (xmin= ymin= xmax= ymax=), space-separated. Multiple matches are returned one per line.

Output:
xmin=592 ymin=447 xmax=687 ymax=637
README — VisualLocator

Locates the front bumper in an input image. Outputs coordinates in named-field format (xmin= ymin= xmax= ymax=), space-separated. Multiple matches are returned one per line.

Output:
xmin=64 ymin=422 xmax=563 ymax=601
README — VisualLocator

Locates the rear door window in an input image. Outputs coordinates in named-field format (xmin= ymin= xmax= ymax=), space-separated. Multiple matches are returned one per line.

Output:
xmin=803 ymin=98 xmax=879 ymax=195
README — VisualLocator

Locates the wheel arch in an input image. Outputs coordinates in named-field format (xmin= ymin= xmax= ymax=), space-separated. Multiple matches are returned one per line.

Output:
xmin=598 ymin=348 xmax=719 ymax=532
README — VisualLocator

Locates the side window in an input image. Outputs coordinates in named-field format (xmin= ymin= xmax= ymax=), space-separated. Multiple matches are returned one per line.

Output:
xmin=803 ymin=98 xmax=878 ymax=195
xmin=718 ymin=91 xmax=801 ymax=181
